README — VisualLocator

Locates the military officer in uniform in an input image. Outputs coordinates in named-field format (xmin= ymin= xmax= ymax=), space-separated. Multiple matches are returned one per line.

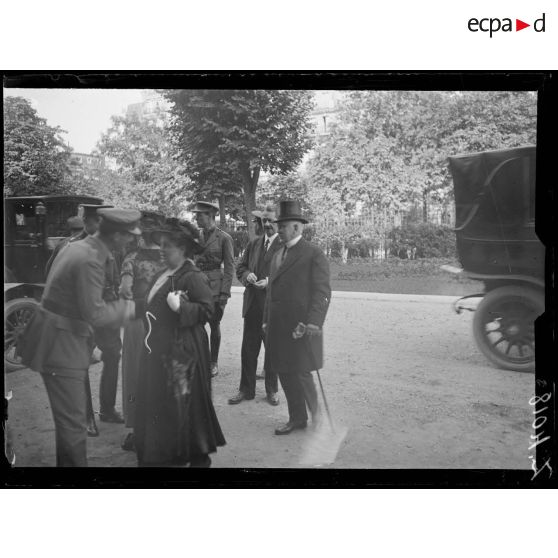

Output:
xmin=18 ymin=208 xmax=140 ymax=466
xmin=229 ymin=205 xmax=282 ymax=405
xmin=192 ymin=201 xmax=234 ymax=377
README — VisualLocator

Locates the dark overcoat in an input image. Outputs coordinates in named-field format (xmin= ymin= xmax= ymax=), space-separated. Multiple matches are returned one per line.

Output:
xmin=19 ymin=235 xmax=132 ymax=375
xmin=134 ymin=260 xmax=226 ymax=464
xmin=263 ymin=238 xmax=331 ymax=375
xmin=236 ymin=234 xmax=282 ymax=318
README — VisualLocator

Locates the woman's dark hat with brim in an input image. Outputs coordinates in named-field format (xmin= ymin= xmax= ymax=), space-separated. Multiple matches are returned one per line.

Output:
xmin=152 ymin=218 xmax=203 ymax=254
xmin=191 ymin=201 xmax=219 ymax=215
xmin=273 ymin=200 xmax=308 ymax=224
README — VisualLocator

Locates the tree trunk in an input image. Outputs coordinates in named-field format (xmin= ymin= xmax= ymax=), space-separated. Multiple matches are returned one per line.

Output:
xmin=241 ymin=164 xmax=260 ymax=240
xmin=218 ymin=194 xmax=226 ymax=228
xmin=422 ymin=191 xmax=428 ymax=223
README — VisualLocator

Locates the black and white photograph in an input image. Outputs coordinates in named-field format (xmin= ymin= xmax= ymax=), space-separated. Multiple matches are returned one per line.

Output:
xmin=2 ymin=73 xmax=555 ymax=485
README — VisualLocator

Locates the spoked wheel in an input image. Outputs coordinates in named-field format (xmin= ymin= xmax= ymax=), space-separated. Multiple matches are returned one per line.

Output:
xmin=4 ymin=298 xmax=39 ymax=372
xmin=473 ymin=285 xmax=543 ymax=373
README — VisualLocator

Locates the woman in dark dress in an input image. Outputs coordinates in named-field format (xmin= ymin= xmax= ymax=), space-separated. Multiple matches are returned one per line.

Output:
xmin=134 ymin=219 xmax=226 ymax=467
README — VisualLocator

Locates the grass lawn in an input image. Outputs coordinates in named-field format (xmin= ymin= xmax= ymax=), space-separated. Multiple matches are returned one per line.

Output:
xmin=233 ymin=257 xmax=484 ymax=296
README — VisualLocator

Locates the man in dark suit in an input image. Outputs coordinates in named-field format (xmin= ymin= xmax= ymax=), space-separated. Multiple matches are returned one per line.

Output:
xmin=229 ymin=206 xmax=282 ymax=406
xmin=263 ymin=200 xmax=331 ymax=435
xmin=18 ymin=208 xmax=140 ymax=466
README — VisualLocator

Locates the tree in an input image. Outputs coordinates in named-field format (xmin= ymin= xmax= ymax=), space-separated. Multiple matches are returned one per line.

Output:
xmin=306 ymin=91 xmax=537 ymax=223
xmin=164 ymin=89 xmax=314 ymax=238
xmin=4 ymin=96 xmax=72 ymax=196
xmin=257 ymin=172 xmax=311 ymax=214
xmin=96 ymin=105 xmax=191 ymax=215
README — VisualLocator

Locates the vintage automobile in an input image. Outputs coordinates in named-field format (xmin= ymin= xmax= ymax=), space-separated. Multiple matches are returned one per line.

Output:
xmin=444 ymin=145 xmax=543 ymax=372
xmin=4 ymin=194 xmax=103 ymax=371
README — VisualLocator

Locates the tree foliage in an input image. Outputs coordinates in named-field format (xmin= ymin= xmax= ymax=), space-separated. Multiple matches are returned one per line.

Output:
xmin=306 ymin=91 xmax=537 ymax=220
xmin=96 ymin=105 xmax=190 ymax=215
xmin=4 ymin=96 xmax=72 ymax=196
xmin=164 ymin=89 xmax=315 ymax=237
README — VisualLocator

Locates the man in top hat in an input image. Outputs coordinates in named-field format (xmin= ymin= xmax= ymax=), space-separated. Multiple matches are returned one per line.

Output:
xmin=192 ymin=201 xmax=234 ymax=377
xmin=45 ymin=215 xmax=86 ymax=277
xmin=18 ymin=208 xmax=140 ymax=466
xmin=263 ymin=200 xmax=331 ymax=435
xmin=229 ymin=205 xmax=282 ymax=406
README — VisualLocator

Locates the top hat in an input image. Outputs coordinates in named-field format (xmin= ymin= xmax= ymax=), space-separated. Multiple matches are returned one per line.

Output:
xmin=273 ymin=200 xmax=308 ymax=224
xmin=191 ymin=201 xmax=219 ymax=214
xmin=97 ymin=208 xmax=142 ymax=235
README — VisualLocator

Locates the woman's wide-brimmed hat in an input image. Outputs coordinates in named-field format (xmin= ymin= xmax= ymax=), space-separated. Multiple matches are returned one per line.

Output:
xmin=152 ymin=218 xmax=203 ymax=255
xmin=273 ymin=200 xmax=308 ymax=224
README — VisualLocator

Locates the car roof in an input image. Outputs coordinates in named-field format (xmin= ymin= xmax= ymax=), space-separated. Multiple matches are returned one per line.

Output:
xmin=5 ymin=195 xmax=103 ymax=203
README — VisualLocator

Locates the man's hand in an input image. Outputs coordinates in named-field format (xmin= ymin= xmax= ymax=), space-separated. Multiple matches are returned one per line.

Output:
xmin=306 ymin=323 xmax=322 ymax=337
xmin=246 ymin=272 xmax=257 ymax=285
xmin=219 ymin=294 xmax=229 ymax=308
xmin=254 ymin=278 xmax=268 ymax=290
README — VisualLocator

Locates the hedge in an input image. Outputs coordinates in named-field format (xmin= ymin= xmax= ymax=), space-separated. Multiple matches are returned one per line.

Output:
xmin=388 ymin=223 xmax=456 ymax=259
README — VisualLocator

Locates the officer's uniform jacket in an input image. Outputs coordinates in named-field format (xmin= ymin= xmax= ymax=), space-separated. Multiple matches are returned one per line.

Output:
xmin=236 ymin=234 xmax=282 ymax=318
xmin=19 ymin=235 xmax=132 ymax=376
xmin=195 ymin=226 xmax=234 ymax=301
xmin=263 ymin=238 xmax=331 ymax=375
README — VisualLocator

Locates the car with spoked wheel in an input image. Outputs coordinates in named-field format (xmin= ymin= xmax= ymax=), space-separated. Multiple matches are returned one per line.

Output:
xmin=4 ymin=194 xmax=102 ymax=371
xmin=443 ymin=145 xmax=543 ymax=373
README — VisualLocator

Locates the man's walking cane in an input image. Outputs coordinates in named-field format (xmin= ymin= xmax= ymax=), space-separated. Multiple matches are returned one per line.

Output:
xmin=294 ymin=323 xmax=348 ymax=466
xmin=85 ymin=372 xmax=99 ymax=437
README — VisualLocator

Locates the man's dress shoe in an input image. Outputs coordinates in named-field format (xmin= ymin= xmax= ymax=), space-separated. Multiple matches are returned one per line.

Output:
xmin=266 ymin=392 xmax=280 ymax=406
xmin=228 ymin=391 xmax=254 ymax=405
xmin=274 ymin=421 xmax=307 ymax=435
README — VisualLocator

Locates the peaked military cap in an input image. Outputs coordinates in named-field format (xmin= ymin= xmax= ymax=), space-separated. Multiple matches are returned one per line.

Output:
xmin=78 ymin=203 xmax=114 ymax=218
xmin=191 ymin=201 xmax=220 ymax=214
xmin=97 ymin=208 xmax=142 ymax=235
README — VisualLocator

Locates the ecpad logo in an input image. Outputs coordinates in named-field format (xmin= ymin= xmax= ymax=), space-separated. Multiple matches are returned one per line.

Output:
xmin=468 ymin=13 xmax=546 ymax=37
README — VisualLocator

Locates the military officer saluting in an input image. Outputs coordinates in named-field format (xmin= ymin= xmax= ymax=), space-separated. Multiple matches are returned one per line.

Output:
xmin=19 ymin=208 xmax=141 ymax=466
xmin=192 ymin=201 xmax=234 ymax=377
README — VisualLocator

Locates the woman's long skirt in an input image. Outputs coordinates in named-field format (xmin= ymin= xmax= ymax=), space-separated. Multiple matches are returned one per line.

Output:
xmin=121 ymin=318 xmax=145 ymax=428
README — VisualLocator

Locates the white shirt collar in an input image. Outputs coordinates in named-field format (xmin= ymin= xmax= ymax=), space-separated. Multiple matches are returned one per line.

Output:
xmin=264 ymin=232 xmax=278 ymax=247
xmin=285 ymin=234 xmax=302 ymax=249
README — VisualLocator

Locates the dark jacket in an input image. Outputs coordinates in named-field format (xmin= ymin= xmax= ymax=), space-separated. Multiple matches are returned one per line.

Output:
xmin=19 ymin=235 xmax=133 ymax=374
xmin=195 ymin=226 xmax=234 ymax=300
xmin=263 ymin=238 xmax=331 ymax=375
xmin=236 ymin=234 xmax=282 ymax=318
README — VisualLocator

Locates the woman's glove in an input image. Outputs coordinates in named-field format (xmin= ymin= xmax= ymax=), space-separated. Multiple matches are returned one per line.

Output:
xmin=167 ymin=291 xmax=182 ymax=313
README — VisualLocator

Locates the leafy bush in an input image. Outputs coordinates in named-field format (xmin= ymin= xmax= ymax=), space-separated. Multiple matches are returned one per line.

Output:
xmin=388 ymin=223 xmax=456 ymax=259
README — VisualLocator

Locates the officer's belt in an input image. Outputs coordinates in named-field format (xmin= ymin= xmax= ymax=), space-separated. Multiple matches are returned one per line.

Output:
xmin=197 ymin=263 xmax=222 ymax=272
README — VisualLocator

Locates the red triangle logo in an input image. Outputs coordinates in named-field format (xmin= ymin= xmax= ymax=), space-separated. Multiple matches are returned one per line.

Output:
xmin=516 ymin=19 xmax=530 ymax=31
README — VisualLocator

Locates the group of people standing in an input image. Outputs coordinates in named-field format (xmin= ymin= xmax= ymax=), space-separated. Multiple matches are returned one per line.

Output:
xmin=19 ymin=198 xmax=331 ymax=467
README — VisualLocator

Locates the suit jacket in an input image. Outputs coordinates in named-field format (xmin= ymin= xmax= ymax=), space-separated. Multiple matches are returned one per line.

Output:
xmin=263 ymin=238 xmax=331 ymax=375
xmin=195 ymin=226 xmax=234 ymax=300
xmin=19 ymin=235 xmax=133 ymax=375
xmin=236 ymin=234 xmax=282 ymax=318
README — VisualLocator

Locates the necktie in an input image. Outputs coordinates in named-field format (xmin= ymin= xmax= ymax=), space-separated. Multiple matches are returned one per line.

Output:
xmin=264 ymin=238 xmax=270 ymax=252
xmin=281 ymin=245 xmax=288 ymax=263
